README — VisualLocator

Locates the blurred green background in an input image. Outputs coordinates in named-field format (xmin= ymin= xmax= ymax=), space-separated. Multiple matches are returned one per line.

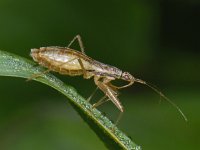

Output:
xmin=0 ymin=0 xmax=199 ymax=149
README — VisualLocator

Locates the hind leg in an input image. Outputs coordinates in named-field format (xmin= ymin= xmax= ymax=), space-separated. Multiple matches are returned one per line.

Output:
xmin=26 ymin=69 xmax=50 ymax=81
xmin=67 ymin=35 xmax=85 ymax=54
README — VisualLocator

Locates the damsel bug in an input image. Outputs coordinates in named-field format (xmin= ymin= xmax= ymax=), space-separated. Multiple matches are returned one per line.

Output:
xmin=30 ymin=35 xmax=187 ymax=124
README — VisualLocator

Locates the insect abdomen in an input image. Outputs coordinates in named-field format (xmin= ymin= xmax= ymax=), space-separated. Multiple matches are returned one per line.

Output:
xmin=31 ymin=47 xmax=94 ymax=77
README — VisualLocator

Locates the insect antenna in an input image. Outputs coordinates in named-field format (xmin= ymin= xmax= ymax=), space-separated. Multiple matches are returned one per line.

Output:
xmin=134 ymin=78 xmax=188 ymax=122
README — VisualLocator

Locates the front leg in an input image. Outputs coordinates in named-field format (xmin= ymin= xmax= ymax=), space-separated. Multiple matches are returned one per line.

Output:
xmin=94 ymin=76 xmax=123 ymax=112
xmin=94 ymin=76 xmax=124 ymax=126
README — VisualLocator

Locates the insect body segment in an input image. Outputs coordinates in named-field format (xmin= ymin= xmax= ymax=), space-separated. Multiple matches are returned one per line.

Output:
xmin=31 ymin=47 xmax=124 ymax=79
xmin=30 ymin=35 xmax=187 ymax=124
xmin=31 ymin=47 xmax=92 ymax=77
xmin=30 ymin=46 xmax=127 ymax=113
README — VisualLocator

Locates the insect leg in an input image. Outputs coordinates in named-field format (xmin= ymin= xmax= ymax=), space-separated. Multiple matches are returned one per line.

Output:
xmin=93 ymin=77 xmax=124 ymax=125
xmin=115 ymin=111 xmax=123 ymax=127
xmin=26 ymin=69 xmax=50 ymax=81
xmin=106 ymin=81 xmax=134 ymax=89
xmin=77 ymin=58 xmax=91 ymax=79
xmin=94 ymin=77 xmax=123 ymax=112
xmin=87 ymin=87 xmax=98 ymax=102
xmin=67 ymin=35 xmax=85 ymax=54
xmin=92 ymin=95 xmax=108 ymax=108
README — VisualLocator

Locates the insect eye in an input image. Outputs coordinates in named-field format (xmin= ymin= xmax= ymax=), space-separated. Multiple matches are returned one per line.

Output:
xmin=122 ymin=72 xmax=132 ymax=81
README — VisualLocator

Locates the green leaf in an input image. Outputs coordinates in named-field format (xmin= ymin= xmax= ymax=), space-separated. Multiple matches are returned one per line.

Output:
xmin=0 ymin=50 xmax=141 ymax=150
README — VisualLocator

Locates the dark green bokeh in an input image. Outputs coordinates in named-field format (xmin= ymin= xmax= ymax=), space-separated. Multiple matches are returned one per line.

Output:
xmin=0 ymin=0 xmax=199 ymax=150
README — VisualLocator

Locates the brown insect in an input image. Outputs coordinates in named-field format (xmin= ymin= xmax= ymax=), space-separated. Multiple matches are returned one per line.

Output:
xmin=30 ymin=35 xmax=187 ymax=124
